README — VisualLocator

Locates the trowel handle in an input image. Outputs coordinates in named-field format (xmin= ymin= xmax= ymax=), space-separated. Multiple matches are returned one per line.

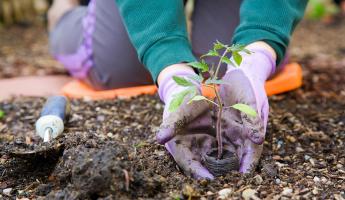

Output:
xmin=36 ymin=96 xmax=70 ymax=141
xmin=40 ymin=96 xmax=70 ymax=120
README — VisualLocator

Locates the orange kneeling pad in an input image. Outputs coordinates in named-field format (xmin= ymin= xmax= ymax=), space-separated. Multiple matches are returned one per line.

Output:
xmin=62 ymin=63 xmax=302 ymax=100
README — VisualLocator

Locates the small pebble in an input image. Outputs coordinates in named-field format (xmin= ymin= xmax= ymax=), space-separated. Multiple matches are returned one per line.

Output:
xmin=182 ymin=184 xmax=199 ymax=197
xmin=106 ymin=132 xmax=113 ymax=138
xmin=277 ymin=140 xmax=284 ymax=149
xmin=336 ymin=164 xmax=343 ymax=169
xmin=299 ymin=188 xmax=310 ymax=195
xmin=286 ymin=135 xmax=296 ymax=143
xmin=155 ymin=150 xmax=165 ymax=157
xmin=312 ymin=187 xmax=319 ymax=195
xmin=275 ymin=161 xmax=287 ymax=168
xmin=0 ymin=158 xmax=6 ymax=165
xmin=275 ymin=178 xmax=281 ymax=184
xmin=313 ymin=176 xmax=320 ymax=183
xmin=321 ymin=177 xmax=327 ymax=184
xmin=17 ymin=190 xmax=24 ymax=195
xmin=155 ymin=103 xmax=162 ymax=110
xmin=282 ymin=188 xmax=293 ymax=196
xmin=218 ymin=188 xmax=232 ymax=199
xmin=304 ymin=155 xmax=311 ymax=161
xmin=254 ymin=175 xmax=263 ymax=185
xmin=273 ymin=155 xmax=282 ymax=160
xmin=283 ymin=156 xmax=291 ymax=162
xmin=242 ymin=188 xmax=258 ymax=200
xmin=97 ymin=115 xmax=105 ymax=121
xmin=296 ymin=147 xmax=304 ymax=152
xmin=281 ymin=181 xmax=288 ymax=187
xmin=2 ymin=188 xmax=12 ymax=196
xmin=206 ymin=191 xmax=214 ymax=195
xmin=200 ymin=179 xmax=208 ymax=186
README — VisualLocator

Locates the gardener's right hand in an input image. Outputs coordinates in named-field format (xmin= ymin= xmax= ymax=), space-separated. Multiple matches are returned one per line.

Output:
xmin=219 ymin=42 xmax=276 ymax=173
xmin=156 ymin=64 xmax=216 ymax=179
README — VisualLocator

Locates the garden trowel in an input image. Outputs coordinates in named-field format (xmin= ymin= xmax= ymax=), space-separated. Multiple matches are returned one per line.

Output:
xmin=11 ymin=96 xmax=70 ymax=157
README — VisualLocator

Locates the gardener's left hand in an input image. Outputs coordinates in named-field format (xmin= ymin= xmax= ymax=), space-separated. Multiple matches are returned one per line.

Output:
xmin=219 ymin=42 xmax=276 ymax=173
xmin=156 ymin=64 xmax=216 ymax=179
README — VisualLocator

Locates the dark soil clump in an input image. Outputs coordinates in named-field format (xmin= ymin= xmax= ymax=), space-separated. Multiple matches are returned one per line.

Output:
xmin=46 ymin=140 xmax=161 ymax=199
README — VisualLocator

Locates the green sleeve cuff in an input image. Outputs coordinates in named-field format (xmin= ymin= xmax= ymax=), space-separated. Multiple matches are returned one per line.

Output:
xmin=232 ymin=28 xmax=287 ymax=65
xmin=143 ymin=36 xmax=197 ymax=81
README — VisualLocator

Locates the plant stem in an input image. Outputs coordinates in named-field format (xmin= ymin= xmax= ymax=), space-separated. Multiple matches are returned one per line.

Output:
xmin=203 ymin=98 xmax=220 ymax=107
xmin=213 ymin=47 xmax=229 ymax=79
xmin=212 ymin=47 xmax=230 ymax=160
xmin=213 ymin=85 xmax=223 ymax=160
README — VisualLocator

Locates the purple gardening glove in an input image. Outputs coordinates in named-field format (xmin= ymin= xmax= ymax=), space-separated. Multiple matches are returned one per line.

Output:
xmin=157 ymin=69 xmax=216 ymax=179
xmin=219 ymin=46 xmax=276 ymax=173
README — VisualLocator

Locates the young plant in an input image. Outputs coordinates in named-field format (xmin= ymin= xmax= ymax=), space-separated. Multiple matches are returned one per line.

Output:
xmin=169 ymin=41 xmax=257 ymax=160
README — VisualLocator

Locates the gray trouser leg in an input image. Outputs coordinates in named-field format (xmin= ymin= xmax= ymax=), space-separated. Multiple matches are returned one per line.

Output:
xmin=50 ymin=0 xmax=242 ymax=89
xmin=50 ymin=0 xmax=153 ymax=90
xmin=49 ymin=7 xmax=86 ymax=55
xmin=88 ymin=0 xmax=153 ymax=90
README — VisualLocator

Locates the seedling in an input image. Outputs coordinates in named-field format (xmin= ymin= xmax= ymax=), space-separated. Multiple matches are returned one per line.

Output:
xmin=169 ymin=41 xmax=257 ymax=161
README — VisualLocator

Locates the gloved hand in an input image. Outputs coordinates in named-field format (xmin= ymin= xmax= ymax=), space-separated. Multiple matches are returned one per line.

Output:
xmin=157 ymin=67 xmax=216 ymax=179
xmin=157 ymin=44 xmax=276 ymax=178
xmin=219 ymin=45 xmax=276 ymax=173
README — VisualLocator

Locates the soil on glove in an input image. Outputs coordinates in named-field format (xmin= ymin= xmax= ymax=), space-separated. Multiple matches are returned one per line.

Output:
xmin=0 ymin=21 xmax=345 ymax=199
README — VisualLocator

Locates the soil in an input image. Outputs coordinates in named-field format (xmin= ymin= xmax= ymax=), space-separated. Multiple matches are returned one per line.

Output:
xmin=0 ymin=20 xmax=345 ymax=199
xmin=0 ymin=25 xmax=66 ymax=79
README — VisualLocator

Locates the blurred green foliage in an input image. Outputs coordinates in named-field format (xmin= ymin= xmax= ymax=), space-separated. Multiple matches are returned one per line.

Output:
xmin=0 ymin=110 xmax=5 ymax=119
xmin=306 ymin=0 xmax=340 ymax=20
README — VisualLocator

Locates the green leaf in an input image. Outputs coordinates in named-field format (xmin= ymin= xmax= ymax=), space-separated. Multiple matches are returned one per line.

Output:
xmin=201 ymin=49 xmax=219 ymax=58
xmin=0 ymin=110 xmax=4 ymax=119
xmin=189 ymin=87 xmax=198 ymax=99
xmin=205 ymin=78 xmax=230 ymax=85
xmin=188 ymin=60 xmax=209 ymax=73
xmin=232 ymin=52 xmax=243 ymax=66
xmin=172 ymin=76 xmax=194 ymax=87
xmin=228 ymin=44 xmax=246 ymax=52
xmin=188 ymin=95 xmax=208 ymax=104
xmin=242 ymin=48 xmax=252 ymax=55
xmin=188 ymin=74 xmax=204 ymax=83
xmin=221 ymin=56 xmax=235 ymax=66
xmin=168 ymin=89 xmax=191 ymax=112
xmin=214 ymin=40 xmax=226 ymax=50
xmin=231 ymin=104 xmax=257 ymax=117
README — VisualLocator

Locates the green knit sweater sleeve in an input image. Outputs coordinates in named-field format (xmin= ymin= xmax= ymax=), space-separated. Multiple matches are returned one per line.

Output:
xmin=233 ymin=0 xmax=308 ymax=64
xmin=115 ymin=0 xmax=196 ymax=81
